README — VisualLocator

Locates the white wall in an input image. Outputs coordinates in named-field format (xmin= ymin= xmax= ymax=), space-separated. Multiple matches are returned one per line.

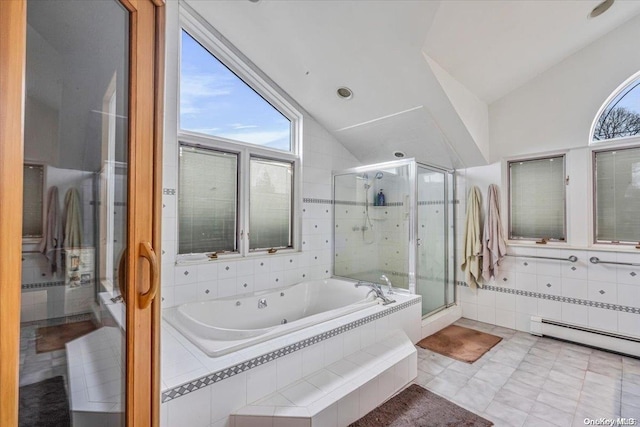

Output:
xmin=425 ymin=54 xmax=489 ymax=162
xmin=462 ymin=14 xmax=640 ymax=339
xmin=489 ymin=13 xmax=640 ymax=163
xmin=160 ymin=1 xmax=361 ymax=309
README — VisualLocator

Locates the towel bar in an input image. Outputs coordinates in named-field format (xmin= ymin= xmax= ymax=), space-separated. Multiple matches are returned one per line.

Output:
xmin=505 ymin=254 xmax=578 ymax=263
xmin=589 ymin=257 xmax=640 ymax=267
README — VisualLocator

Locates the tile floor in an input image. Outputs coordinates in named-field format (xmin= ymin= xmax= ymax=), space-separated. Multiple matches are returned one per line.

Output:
xmin=414 ymin=318 xmax=640 ymax=427
xmin=19 ymin=319 xmax=72 ymax=388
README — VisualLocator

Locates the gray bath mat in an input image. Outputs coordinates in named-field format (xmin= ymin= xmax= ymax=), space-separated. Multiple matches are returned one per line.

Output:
xmin=19 ymin=376 xmax=70 ymax=427
xmin=349 ymin=384 xmax=493 ymax=427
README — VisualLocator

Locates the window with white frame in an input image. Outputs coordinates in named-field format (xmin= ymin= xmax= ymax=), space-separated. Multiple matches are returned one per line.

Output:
xmin=508 ymin=155 xmax=566 ymax=241
xmin=178 ymin=27 xmax=300 ymax=256
xmin=592 ymin=73 xmax=640 ymax=142
xmin=593 ymin=147 xmax=640 ymax=244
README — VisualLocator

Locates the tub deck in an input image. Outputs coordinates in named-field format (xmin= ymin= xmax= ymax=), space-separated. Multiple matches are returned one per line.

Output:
xmin=161 ymin=292 xmax=422 ymax=426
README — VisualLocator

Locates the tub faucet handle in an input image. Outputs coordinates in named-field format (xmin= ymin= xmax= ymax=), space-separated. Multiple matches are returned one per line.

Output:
xmin=258 ymin=298 xmax=268 ymax=309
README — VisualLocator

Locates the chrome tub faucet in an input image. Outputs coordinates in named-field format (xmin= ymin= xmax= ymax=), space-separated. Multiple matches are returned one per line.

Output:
xmin=355 ymin=281 xmax=395 ymax=305
xmin=379 ymin=274 xmax=394 ymax=294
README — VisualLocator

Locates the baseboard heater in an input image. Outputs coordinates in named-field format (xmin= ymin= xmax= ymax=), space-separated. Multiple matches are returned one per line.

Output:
xmin=530 ymin=316 xmax=640 ymax=358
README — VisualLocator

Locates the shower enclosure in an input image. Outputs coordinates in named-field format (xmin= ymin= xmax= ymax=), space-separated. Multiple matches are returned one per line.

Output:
xmin=333 ymin=159 xmax=456 ymax=317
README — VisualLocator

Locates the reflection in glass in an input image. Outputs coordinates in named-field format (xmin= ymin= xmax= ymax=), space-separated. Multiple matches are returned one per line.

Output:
xmin=21 ymin=1 xmax=128 ymax=425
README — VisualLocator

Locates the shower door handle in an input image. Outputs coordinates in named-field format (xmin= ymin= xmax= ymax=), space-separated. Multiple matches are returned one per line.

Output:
xmin=138 ymin=241 xmax=159 ymax=309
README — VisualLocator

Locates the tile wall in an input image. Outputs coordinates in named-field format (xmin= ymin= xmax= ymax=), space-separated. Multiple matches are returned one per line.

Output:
xmin=333 ymin=172 xmax=409 ymax=287
xmin=456 ymin=167 xmax=640 ymax=339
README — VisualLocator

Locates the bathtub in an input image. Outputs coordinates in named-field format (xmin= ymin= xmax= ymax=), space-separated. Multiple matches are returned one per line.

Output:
xmin=164 ymin=278 xmax=381 ymax=356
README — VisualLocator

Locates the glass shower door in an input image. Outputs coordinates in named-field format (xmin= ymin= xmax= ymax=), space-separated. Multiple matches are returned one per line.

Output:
xmin=416 ymin=165 xmax=448 ymax=316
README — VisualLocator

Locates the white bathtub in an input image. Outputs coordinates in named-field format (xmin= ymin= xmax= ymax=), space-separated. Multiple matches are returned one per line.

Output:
xmin=164 ymin=278 xmax=381 ymax=356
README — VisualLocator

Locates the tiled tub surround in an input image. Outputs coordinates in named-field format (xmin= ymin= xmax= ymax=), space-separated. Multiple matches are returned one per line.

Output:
xmin=232 ymin=329 xmax=417 ymax=427
xmin=164 ymin=279 xmax=379 ymax=357
xmin=458 ymin=246 xmax=640 ymax=340
xmin=160 ymin=293 xmax=421 ymax=427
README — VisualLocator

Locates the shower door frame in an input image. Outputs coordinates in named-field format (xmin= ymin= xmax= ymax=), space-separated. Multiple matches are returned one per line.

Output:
xmin=332 ymin=159 xmax=456 ymax=317
xmin=415 ymin=162 xmax=457 ymax=318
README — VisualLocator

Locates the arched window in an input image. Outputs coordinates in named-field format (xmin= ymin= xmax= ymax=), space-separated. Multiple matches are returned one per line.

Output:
xmin=591 ymin=71 xmax=640 ymax=142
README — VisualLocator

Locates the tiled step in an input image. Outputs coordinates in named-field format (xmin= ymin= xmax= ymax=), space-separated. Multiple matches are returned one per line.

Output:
xmin=232 ymin=329 xmax=417 ymax=427
xmin=66 ymin=326 xmax=124 ymax=427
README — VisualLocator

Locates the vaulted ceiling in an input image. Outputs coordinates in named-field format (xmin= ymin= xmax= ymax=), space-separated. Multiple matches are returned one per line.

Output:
xmin=186 ymin=0 xmax=640 ymax=169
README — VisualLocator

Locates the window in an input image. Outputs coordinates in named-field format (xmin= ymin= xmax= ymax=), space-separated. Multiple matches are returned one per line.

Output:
xmin=508 ymin=156 xmax=566 ymax=241
xmin=177 ymin=26 xmax=300 ymax=256
xmin=23 ymin=164 xmax=44 ymax=238
xmin=592 ymin=72 xmax=640 ymax=142
xmin=180 ymin=30 xmax=292 ymax=152
xmin=249 ymin=158 xmax=293 ymax=250
xmin=179 ymin=146 xmax=238 ymax=254
xmin=594 ymin=147 xmax=640 ymax=244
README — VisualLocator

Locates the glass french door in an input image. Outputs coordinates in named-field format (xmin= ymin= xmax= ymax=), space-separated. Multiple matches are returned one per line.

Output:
xmin=0 ymin=0 xmax=163 ymax=426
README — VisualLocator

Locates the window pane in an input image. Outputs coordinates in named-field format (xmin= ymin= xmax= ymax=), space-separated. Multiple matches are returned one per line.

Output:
xmin=593 ymin=76 xmax=640 ymax=141
xmin=595 ymin=147 xmax=640 ymax=242
xmin=249 ymin=158 xmax=292 ymax=250
xmin=510 ymin=156 xmax=565 ymax=240
xmin=179 ymin=145 xmax=237 ymax=254
xmin=23 ymin=164 xmax=44 ymax=237
xmin=180 ymin=30 xmax=291 ymax=151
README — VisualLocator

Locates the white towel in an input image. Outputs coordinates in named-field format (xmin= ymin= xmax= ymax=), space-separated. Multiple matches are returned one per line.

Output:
xmin=40 ymin=186 xmax=62 ymax=274
xmin=461 ymin=186 xmax=483 ymax=289
xmin=63 ymin=188 xmax=83 ymax=249
xmin=482 ymin=184 xmax=507 ymax=282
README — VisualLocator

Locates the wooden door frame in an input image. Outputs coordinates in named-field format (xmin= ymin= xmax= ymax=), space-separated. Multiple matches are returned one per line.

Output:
xmin=0 ymin=0 xmax=164 ymax=425
xmin=0 ymin=1 xmax=27 ymax=425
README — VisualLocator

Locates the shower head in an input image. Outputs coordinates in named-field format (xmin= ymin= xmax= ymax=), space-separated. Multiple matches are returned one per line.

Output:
xmin=374 ymin=172 xmax=383 ymax=179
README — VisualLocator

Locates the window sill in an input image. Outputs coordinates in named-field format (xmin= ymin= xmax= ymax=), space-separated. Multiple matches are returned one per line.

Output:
xmin=174 ymin=248 xmax=300 ymax=266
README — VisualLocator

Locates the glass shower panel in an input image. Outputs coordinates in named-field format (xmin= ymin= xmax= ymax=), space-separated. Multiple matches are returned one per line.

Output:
xmin=334 ymin=165 xmax=411 ymax=290
xmin=416 ymin=166 xmax=447 ymax=316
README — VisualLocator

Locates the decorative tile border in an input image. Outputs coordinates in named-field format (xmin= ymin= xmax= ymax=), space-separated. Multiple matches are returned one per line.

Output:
xmin=163 ymin=188 xmax=176 ymax=195
xmin=418 ymin=200 xmax=460 ymax=205
xmin=456 ymin=281 xmax=640 ymax=315
xmin=22 ymin=281 xmax=65 ymax=290
xmin=161 ymin=297 xmax=421 ymax=403
xmin=305 ymin=198 xmax=460 ymax=206
xmin=303 ymin=198 xmax=333 ymax=204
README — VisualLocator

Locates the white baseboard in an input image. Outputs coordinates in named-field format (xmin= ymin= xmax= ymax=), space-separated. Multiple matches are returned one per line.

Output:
xmin=530 ymin=316 xmax=640 ymax=358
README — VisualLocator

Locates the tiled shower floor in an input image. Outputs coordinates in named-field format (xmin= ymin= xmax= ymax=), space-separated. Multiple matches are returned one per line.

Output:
xmin=414 ymin=318 xmax=640 ymax=427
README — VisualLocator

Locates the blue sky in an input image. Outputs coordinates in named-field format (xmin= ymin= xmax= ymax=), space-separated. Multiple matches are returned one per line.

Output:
xmin=180 ymin=31 xmax=291 ymax=151
xmin=610 ymin=79 xmax=640 ymax=113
